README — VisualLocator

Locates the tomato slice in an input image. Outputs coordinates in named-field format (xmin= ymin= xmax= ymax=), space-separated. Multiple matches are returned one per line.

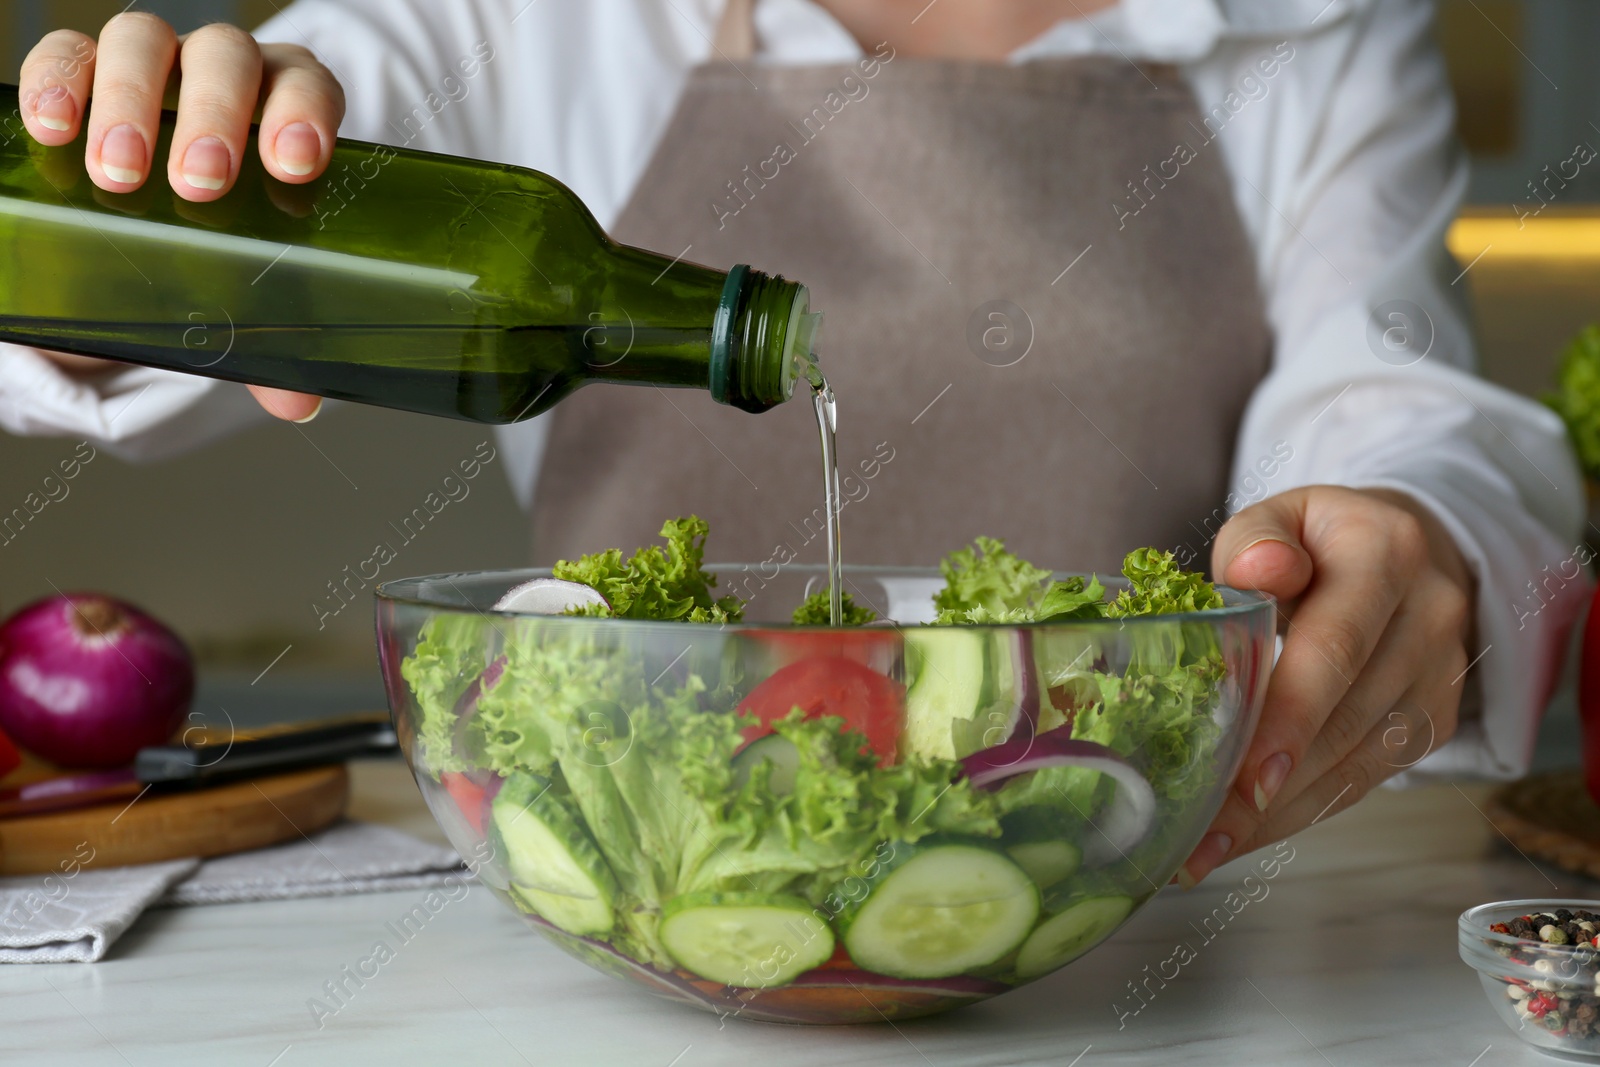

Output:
xmin=0 ymin=725 xmax=19 ymax=779
xmin=738 ymin=656 xmax=904 ymax=764
xmin=440 ymin=771 xmax=489 ymax=835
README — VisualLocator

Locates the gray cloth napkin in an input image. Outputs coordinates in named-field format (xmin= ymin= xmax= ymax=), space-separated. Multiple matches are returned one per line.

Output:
xmin=0 ymin=820 xmax=466 ymax=963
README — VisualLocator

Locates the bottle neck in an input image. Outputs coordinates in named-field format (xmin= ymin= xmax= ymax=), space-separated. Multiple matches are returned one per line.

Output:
xmin=711 ymin=266 xmax=823 ymax=413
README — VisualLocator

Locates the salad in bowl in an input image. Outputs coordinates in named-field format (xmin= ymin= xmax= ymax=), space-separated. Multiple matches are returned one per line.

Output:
xmin=376 ymin=518 xmax=1275 ymax=1024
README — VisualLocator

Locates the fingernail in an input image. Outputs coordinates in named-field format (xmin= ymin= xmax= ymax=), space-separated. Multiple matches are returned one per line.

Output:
xmin=100 ymin=124 xmax=148 ymax=184
xmin=1178 ymin=831 xmax=1233 ymax=889
xmin=1238 ymin=536 xmax=1290 ymax=557
xmin=274 ymin=123 xmax=322 ymax=176
xmin=1254 ymin=752 xmax=1292 ymax=813
xmin=180 ymin=136 xmax=232 ymax=191
xmin=31 ymin=85 xmax=74 ymax=131
xmin=292 ymin=398 xmax=324 ymax=424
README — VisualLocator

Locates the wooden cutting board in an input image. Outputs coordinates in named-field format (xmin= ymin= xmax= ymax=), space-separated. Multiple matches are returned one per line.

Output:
xmin=1487 ymin=770 xmax=1600 ymax=882
xmin=0 ymin=764 xmax=349 ymax=876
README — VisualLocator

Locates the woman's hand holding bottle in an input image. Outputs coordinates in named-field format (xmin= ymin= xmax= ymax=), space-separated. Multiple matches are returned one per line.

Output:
xmin=19 ymin=11 xmax=338 ymax=421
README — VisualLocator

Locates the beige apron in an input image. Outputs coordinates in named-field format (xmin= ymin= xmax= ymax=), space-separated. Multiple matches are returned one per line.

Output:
xmin=532 ymin=0 xmax=1271 ymax=577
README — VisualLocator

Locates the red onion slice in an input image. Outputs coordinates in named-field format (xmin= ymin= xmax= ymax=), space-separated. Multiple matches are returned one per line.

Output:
xmin=961 ymin=727 xmax=1157 ymax=865
xmin=493 ymin=578 xmax=609 ymax=615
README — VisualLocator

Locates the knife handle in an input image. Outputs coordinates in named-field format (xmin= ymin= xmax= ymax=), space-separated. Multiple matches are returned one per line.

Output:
xmin=135 ymin=716 xmax=399 ymax=784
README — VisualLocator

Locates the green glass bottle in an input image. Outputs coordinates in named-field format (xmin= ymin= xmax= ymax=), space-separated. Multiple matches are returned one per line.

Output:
xmin=0 ymin=85 xmax=821 ymax=421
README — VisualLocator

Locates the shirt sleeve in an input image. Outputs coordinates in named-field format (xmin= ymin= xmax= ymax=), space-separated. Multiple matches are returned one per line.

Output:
xmin=0 ymin=301 xmax=277 ymax=462
xmin=0 ymin=345 xmax=274 ymax=462
xmin=1222 ymin=0 xmax=1591 ymax=781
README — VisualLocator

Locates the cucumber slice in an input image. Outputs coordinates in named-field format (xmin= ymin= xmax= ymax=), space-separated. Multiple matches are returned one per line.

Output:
xmin=1014 ymin=895 xmax=1133 ymax=978
xmin=902 ymin=630 xmax=991 ymax=761
xmin=491 ymin=772 xmax=617 ymax=937
xmin=1000 ymin=807 xmax=1081 ymax=889
xmin=1006 ymin=840 xmax=1081 ymax=890
xmin=510 ymin=884 xmax=615 ymax=937
xmin=660 ymin=891 xmax=834 ymax=988
xmin=841 ymin=840 xmax=1039 ymax=979
xmin=730 ymin=734 xmax=800 ymax=795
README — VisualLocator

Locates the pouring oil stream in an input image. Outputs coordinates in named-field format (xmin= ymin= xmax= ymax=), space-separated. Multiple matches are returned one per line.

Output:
xmin=807 ymin=361 xmax=843 ymax=627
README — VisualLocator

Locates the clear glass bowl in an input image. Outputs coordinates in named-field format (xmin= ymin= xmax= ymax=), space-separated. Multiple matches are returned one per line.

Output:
xmin=376 ymin=565 xmax=1274 ymax=1024
xmin=1460 ymin=899 xmax=1600 ymax=1059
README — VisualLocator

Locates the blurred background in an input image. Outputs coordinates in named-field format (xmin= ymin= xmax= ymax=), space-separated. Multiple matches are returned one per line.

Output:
xmin=0 ymin=0 xmax=1594 ymax=741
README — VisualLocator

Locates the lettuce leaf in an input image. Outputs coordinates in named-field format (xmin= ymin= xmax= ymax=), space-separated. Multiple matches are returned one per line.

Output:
xmin=931 ymin=541 xmax=1219 ymax=626
xmin=932 ymin=537 xmax=1108 ymax=624
xmin=952 ymin=545 xmax=1230 ymax=821
xmin=791 ymin=590 xmax=878 ymax=625
xmin=598 ymin=703 xmax=1000 ymax=966
xmin=553 ymin=515 xmax=744 ymax=623
xmin=1106 ymin=547 xmax=1224 ymax=618
xmin=676 ymin=710 xmax=1000 ymax=897
xmin=992 ymin=650 xmax=1226 ymax=837
xmin=1073 ymin=658 xmax=1226 ymax=805
xmin=1544 ymin=323 xmax=1600 ymax=481
xmin=1033 ymin=575 xmax=1108 ymax=622
xmin=399 ymin=613 xmax=489 ymax=776
xmin=932 ymin=537 xmax=1051 ymax=623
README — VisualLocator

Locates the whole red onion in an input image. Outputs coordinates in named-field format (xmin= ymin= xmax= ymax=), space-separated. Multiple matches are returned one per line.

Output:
xmin=0 ymin=594 xmax=194 ymax=768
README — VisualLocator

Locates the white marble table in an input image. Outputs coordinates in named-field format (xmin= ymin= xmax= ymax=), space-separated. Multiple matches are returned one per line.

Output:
xmin=1 ymin=761 xmax=1591 ymax=1067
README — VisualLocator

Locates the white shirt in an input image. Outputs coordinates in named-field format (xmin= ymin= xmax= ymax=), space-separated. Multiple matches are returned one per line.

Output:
xmin=0 ymin=0 xmax=1586 ymax=782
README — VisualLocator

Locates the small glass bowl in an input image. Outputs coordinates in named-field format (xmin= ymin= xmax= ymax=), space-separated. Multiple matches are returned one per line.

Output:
xmin=1459 ymin=899 xmax=1600 ymax=1060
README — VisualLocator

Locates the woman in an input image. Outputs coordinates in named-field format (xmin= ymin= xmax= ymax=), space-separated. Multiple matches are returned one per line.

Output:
xmin=3 ymin=0 xmax=1586 ymax=888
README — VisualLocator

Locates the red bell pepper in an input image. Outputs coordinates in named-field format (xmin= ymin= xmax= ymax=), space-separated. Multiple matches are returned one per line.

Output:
xmin=1579 ymin=584 xmax=1600 ymax=805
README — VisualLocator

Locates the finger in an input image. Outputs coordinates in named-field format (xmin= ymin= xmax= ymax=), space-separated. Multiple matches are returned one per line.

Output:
xmin=85 ymin=12 xmax=180 ymax=190
xmin=1287 ymin=575 xmax=1467 ymax=789
xmin=1212 ymin=490 xmax=1315 ymax=601
xmin=166 ymin=24 xmax=263 ymax=199
xmin=248 ymin=386 xmax=323 ymax=423
xmin=45 ymin=352 xmax=121 ymax=376
xmin=1181 ymin=701 xmax=1402 ymax=889
xmin=1244 ymin=739 xmax=1380 ymax=857
xmin=257 ymin=44 xmax=345 ymax=182
xmin=1234 ymin=678 xmax=1460 ymax=855
xmin=1232 ymin=500 xmax=1425 ymax=819
xmin=18 ymin=30 xmax=98 ymax=144
xmin=1186 ymin=577 xmax=1469 ymax=881
xmin=1190 ymin=599 xmax=1430 ymax=876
